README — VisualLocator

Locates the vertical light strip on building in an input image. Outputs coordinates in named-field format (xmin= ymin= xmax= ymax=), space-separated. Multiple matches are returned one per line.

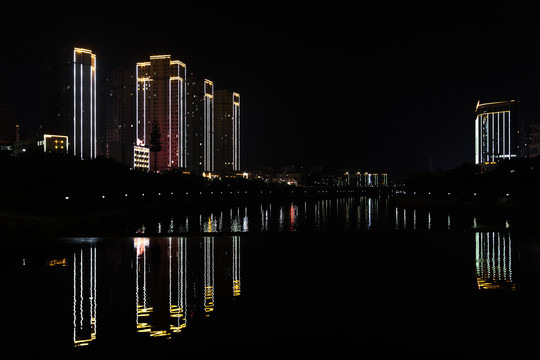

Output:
xmin=497 ymin=112 xmax=504 ymax=157
xmin=203 ymin=80 xmax=214 ymax=172
xmin=508 ymin=111 xmax=512 ymax=159
xmin=232 ymin=92 xmax=241 ymax=171
xmin=475 ymin=115 xmax=480 ymax=164
xmin=180 ymin=72 xmax=185 ymax=168
xmin=502 ymin=112 xmax=505 ymax=158
xmin=90 ymin=59 xmax=93 ymax=159
xmin=80 ymin=63 xmax=83 ymax=159
xmin=92 ymin=54 xmax=96 ymax=158
xmin=73 ymin=51 xmax=77 ymax=156
xmin=135 ymin=65 xmax=139 ymax=142
xmin=169 ymin=77 xmax=172 ymax=167
xmin=71 ymin=48 xmax=97 ymax=160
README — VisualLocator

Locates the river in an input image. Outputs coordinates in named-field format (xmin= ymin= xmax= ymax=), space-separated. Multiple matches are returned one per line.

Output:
xmin=3 ymin=195 xmax=540 ymax=357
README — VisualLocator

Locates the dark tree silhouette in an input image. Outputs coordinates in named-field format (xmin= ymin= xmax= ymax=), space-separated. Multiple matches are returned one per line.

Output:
xmin=150 ymin=121 xmax=162 ymax=172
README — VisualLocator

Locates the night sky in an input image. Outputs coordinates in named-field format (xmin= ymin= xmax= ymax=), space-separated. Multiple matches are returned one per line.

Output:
xmin=3 ymin=3 xmax=540 ymax=177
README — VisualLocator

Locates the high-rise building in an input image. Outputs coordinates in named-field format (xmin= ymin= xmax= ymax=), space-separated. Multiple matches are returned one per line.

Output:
xmin=474 ymin=100 xmax=527 ymax=165
xmin=136 ymin=55 xmax=187 ymax=171
xmin=187 ymin=77 xmax=214 ymax=173
xmin=106 ymin=68 xmax=134 ymax=166
xmin=215 ymin=90 xmax=240 ymax=173
xmin=72 ymin=48 xmax=97 ymax=160
xmin=43 ymin=47 xmax=97 ymax=160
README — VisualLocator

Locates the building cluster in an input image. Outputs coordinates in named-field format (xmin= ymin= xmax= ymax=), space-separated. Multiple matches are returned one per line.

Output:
xmin=7 ymin=47 xmax=241 ymax=175
xmin=250 ymin=165 xmax=390 ymax=187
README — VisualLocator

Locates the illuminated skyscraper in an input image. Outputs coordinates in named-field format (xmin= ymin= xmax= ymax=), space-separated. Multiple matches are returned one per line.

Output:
xmin=136 ymin=55 xmax=187 ymax=171
xmin=187 ymin=77 xmax=214 ymax=173
xmin=71 ymin=48 xmax=97 ymax=160
xmin=42 ymin=47 xmax=97 ymax=159
xmin=474 ymin=100 xmax=525 ymax=165
xmin=215 ymin=90 xmax=241 ymax=173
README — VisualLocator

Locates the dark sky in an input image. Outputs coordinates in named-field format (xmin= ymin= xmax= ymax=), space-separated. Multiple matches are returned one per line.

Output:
xmin=3 ymin=3 xmax=540 ymax=177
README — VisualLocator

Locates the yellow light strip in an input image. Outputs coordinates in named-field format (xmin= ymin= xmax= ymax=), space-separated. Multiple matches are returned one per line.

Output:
xmin=74 ymin=47 xmax=93 ymax=54
xmin=150 ymin=55 xmax=171 ymax=60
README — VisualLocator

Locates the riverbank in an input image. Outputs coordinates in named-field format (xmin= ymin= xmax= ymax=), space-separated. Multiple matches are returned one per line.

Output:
xmin=0 ymin=186 xmax=397 ymax=236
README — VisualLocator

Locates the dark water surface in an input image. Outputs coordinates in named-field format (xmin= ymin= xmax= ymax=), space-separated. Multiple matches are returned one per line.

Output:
xmin=133 ymin=195 xmax=513 ymax=234
xmin=4 ymin=195 xmax=540 ymax=357
xmin=5 ymin=231 xmax=540 ymax=357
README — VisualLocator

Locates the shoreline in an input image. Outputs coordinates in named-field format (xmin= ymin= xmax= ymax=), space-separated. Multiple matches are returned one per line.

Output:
xmin=2 ymin=192 xmax=540 ymax=237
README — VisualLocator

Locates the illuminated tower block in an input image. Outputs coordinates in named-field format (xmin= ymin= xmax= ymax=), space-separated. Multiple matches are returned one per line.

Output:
xmin=474 ymin=100 xmax=527 ymax=165
xmin=136 ymin=55 xmax=187 ymax=171
xmin=71 ymin=48 xmax=97 ymax=160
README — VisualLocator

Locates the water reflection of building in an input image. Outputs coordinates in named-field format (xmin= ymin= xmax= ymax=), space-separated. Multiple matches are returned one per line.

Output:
xmin=203 ymin=237 xmax=215 ymax=315
xmin=232 ymin=236 xmax=241 ymax=297
xmin=73 ymin=246 xmax=97 ymax=347
xmin=135 ymin=237 xmax=187 ymax=338
xmin=475 ymin=232 xmax=516 ymax=291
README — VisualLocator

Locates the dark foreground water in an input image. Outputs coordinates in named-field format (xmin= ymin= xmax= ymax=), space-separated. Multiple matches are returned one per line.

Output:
xmin=5 ymin=230 xmax=540 ymax=357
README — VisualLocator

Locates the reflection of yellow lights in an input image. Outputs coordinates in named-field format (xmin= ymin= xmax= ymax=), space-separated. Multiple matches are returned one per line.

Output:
xmin=74 ymin=319 xmax=96 ymax=347
xmin=170 ymin=324 xmax=186 ymax=333
xmin=205 ymin=286 xmax=214 ymax=313
xmin=170 ymin=305 xmax=184 ymax=318
xmin=149 ymin=330 xmax=171 ymax=338
xmin=137 ymin=323 xmax=152 ymax=332
xmin=233 ymin=280 xmax=241 ymax=296
xmin=45 ymin=258 xmax=67 ymax=267
xmin=476 ymin=278 xmax=516 ymax=291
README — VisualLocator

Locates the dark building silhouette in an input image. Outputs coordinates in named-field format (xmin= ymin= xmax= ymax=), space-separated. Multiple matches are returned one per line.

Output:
xmin=105 ymin=68 xmax=135 ymax=166
xmin=214 ymin=90 xmax=240 ymax=173
xmin=187 ymin=76 xmax=214 ymax=174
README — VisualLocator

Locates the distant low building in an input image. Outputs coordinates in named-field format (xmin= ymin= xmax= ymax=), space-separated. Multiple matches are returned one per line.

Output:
xmin=530 ymin=122 xmax=540 ymax=158
xmin=133 ymin=145 xmax=150 ymax=171
xmin=13 ymin=134 xmax=68 ymax=157
xmin=272 ymin=172 xmax=302 ymax=186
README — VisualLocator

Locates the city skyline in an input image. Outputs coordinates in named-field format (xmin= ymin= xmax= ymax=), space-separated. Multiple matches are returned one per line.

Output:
xmin=4 ymin=4 xmax=540 ymax=176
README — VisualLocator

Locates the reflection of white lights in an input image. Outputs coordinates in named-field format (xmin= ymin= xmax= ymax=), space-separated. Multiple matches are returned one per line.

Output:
xmin=73 ymin=246 xmax=97 ymax=347
xmin=204 ymin=237 xmax=215 ymax=315
xmin=475 ymin=232 xmax=515 ymax=290
xmin=232 ymin=236 xmax=241 ymax=296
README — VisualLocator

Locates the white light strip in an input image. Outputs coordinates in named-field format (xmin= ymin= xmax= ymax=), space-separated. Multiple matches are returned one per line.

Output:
xmin=80 ymin=63 xmax=83 ymax=160
xmin=475 ymin=116 xmax=479 ymax=164
xmin=508 ymin=110 xmax=511 ymax=159
xmin=169 ymin=77 xmax=172 ymax=168
xmin=93 ymin=56 xmax=96 ymax=158
xmin=73 ymin=50 xmax=77 ymax=156
xmin=135 ymin=65 xmax=139 ymax=142
xmin=90 ymin=60 xmax=93 ymax=158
